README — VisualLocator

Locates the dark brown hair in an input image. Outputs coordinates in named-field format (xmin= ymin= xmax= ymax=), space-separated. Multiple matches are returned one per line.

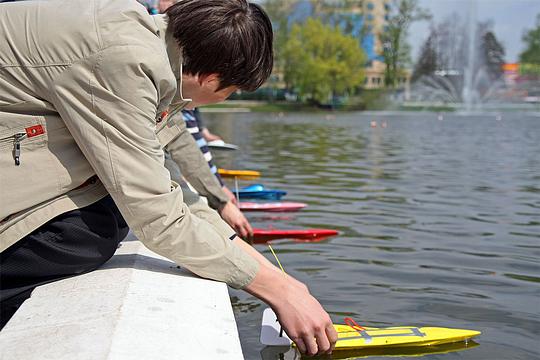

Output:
xmin=166 ymin=0 xmax=273 ymax=91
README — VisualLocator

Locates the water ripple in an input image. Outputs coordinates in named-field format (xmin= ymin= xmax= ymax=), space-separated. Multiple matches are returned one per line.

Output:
xmin=207 ymin=112 xmax=540 ymax=359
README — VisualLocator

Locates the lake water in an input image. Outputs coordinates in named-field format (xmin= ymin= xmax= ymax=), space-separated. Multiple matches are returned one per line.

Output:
xmin=205 ymin=111 xmax=540 ymax=360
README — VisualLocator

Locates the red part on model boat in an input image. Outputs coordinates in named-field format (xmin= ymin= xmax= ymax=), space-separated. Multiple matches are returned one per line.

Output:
xmin=239 ymin=202 xmax=307 ymax=212
xmin=252 ymin=228 xmax=339 ymax=243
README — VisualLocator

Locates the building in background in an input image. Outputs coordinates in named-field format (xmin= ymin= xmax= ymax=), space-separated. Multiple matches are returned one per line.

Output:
xmin=358 ymin=0 xmax=391 ymax=89
xmin=316 ymin=0 xmax=391 ymax=89
xmin=309 ymin=0 xmax=392 ymax=90
xmin=507 ymin=63 xmax=540 ymax=103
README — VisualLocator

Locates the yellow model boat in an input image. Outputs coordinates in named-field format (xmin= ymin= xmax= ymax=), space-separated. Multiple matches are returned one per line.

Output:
xmin=261 ymin=308 xmax=480 ymax=356
xmin=332 ymin=324 xmax=480 ymax=350
xmin=261 ymin=340 xmax=479 ymax=359
xmin=218 ymin=168 xmax=261 ymax=179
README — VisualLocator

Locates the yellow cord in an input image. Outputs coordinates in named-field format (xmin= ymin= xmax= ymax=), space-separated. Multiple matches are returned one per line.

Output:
xmin=268 ymin=245 xmax=287 ymax=275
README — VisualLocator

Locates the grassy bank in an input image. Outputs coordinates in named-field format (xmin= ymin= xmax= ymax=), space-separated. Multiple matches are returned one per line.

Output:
xmin=202 ymin=89 xmax=386 ymax=112
xmin=203 ymin=101 xmax=459 ymax=113
xmin=209 ymin=89 xmax=540 ymax=113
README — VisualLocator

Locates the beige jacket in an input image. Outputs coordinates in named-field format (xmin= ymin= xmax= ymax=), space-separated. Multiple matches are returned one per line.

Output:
xmin=0 ymin=0 xmax=257 ymax=289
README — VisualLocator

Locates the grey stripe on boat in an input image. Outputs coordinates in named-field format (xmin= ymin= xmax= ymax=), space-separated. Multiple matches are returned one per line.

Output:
xmin=338 ymin=328 xmax=427 ymax=343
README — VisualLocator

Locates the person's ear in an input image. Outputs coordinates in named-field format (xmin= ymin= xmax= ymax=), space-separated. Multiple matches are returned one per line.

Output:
xmin=198 ymin=73 xmax=221 ymax=87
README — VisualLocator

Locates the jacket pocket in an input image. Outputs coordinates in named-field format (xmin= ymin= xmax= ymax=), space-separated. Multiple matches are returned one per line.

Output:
xmin=0 ymin=114 xmax=57 ymax=219
xmin=0 ymin=124 xmax=46 ymax=166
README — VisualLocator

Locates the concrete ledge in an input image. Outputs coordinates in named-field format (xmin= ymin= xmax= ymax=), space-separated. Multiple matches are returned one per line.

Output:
xmin=0 ymin=239 xmax=244 ymax=360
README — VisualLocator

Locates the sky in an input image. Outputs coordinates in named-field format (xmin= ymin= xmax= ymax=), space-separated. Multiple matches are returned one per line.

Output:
xmin=409 ymin=0 xmax=540 ymax=63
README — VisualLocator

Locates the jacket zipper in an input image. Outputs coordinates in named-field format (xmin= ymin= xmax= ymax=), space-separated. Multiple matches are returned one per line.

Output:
xmin=1 ymin=125 xmax=44 ymax=166
xmin=0 ymin=132 xmax=27 ymax=166
xmin=13 ymin=133 xmax=27 ymax=165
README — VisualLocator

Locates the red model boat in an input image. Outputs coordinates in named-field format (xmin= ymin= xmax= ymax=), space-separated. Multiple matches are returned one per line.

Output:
xmin=252 ymin=228 xmax=339 ymax=243
xmin=239 ymin=202 xmax=307 ymax=212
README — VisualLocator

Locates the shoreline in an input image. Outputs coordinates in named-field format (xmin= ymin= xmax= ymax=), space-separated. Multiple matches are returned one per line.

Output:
xmin=200 ymin=100 xmax=540 ymax=114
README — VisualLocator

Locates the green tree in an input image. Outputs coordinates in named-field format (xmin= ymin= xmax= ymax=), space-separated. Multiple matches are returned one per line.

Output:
xmin=283 ymin=18 xmax=366 ymax=104
xmin=381 ymin=0 xmax=431 ymax=87
xmin=411 ymin=32 xmax=437 ymax=82
xmin=309 ymin=1 xmax=368 ymax=45
xmin=520 ymin=14 xmax=540 ymax=64
xmin=482 ymin=30 xmax=505 ymax=80
xmin=262 ymin=0 xmax=298 ymax=89
xmin=412 ymin=18 xmax=506 ymax=82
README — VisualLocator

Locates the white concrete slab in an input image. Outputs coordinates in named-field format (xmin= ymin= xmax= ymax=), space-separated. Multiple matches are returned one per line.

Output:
xmin=0 ymin=239 xmax=244 ymax=360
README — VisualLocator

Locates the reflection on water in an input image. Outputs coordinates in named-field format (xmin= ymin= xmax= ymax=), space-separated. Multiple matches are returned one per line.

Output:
xmin=260 ymin=340 xmax=480 ymax=360
xmin=205 ymin=112 xmax=540 ymax=359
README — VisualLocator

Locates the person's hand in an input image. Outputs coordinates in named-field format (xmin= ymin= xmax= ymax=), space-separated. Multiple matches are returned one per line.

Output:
xmin=219 ymin=201 xmax=253 ymax=242
xmin=273 ymin=277 xmax=337 ymax=355
xmin=201 ymin=127 xmax=222 ymax=142
xmin=243 ymin=265 xmax=337 ymax=356
xmin=222 ymin=186 xmax=238 ymax=205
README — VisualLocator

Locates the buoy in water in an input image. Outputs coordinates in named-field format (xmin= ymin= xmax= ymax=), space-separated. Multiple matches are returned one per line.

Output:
xmin=370 ymin=121 xmax=377 ymax=128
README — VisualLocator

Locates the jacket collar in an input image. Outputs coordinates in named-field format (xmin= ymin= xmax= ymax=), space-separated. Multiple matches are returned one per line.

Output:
xmin=153 ymin=14 xmax=192 ymax=111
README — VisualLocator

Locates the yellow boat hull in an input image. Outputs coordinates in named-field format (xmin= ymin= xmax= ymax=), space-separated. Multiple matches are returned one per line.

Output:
xmin=217 ymin=168 xmax=261 ymax=179
xmin=318 ymin=340 xmax=478 ymax=359
xmin=333 ymin=324 xmax=480 ymax=349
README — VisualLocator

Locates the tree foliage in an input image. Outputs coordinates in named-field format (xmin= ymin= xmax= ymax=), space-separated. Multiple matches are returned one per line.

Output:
xmin=261 ymin=0 xmax=298 ymax=88
xmin=283 ymin=18 xmax=366 ymax=103
xmin=381 ymin=0 xmax=431 ymax=87
xmin=520 ymin=14 xmax=540 ymax=64
xmin=411 ymin=16 xmax=506 ymax=82
xmin=482 ymin=31 xmax=505 ymax=80
xmin=411 ymin=32 xmax=437 ymax=82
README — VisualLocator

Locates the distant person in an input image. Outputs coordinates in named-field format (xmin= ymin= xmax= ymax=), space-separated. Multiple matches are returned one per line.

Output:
xmin=0 ymin=0 xmax=336 ymax=355
xmin=180 ymin=109 xmax=240 ymax=204
xmin=193 ymin=108 xmax=224 ymax=142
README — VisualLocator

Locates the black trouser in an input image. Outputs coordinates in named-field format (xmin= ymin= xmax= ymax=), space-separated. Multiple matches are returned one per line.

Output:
xmin=0 ymin=195 xmax=128 ymax=329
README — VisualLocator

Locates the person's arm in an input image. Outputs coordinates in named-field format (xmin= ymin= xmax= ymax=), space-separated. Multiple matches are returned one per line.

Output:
xmin=219 ymin=201 xmax=253 ymax=242
xmin=200 ymin=127 xmax=222 ymax=142
xmin=233 ymin=238 xmax=338 ymax=355
xmin=165 ymin=117 xmax=252 ymax=239
xmin=221 ymin=185 xmax=238 ymax=205
xmin=51 ymin=44 xmax=257 ymax=289
xmin=165 ymin=114 xmax=229 ymax=209
xmin=194 ymin=109 xmax=222 ymax=142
